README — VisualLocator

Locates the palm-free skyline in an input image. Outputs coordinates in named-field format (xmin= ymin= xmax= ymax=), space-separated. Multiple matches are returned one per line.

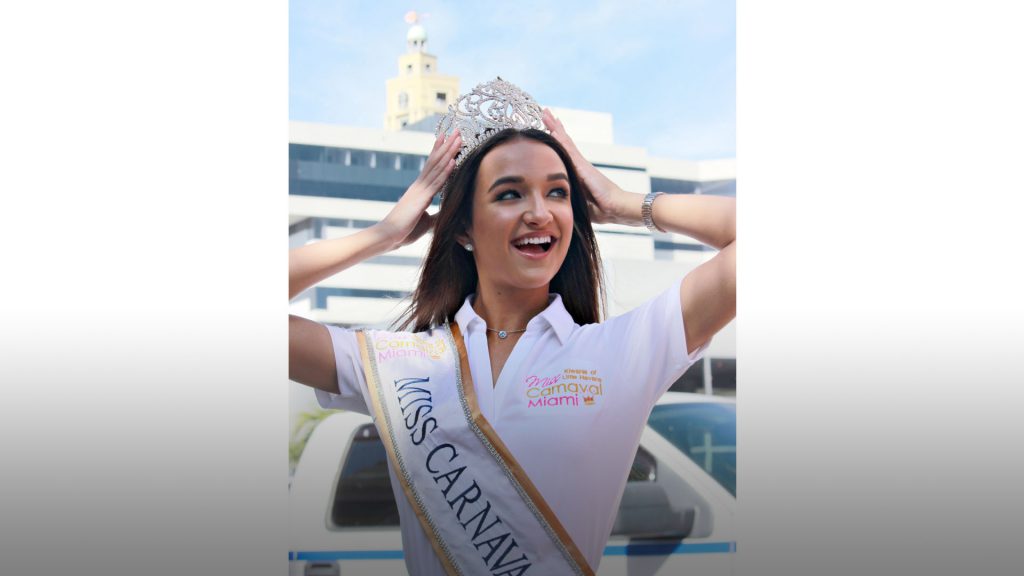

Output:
xmin=290 ymin=1 xmax=735 ymax=160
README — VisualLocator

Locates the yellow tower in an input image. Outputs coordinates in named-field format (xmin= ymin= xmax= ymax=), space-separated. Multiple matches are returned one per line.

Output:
xmin=385 ymin=13 xmax=459 ymax=131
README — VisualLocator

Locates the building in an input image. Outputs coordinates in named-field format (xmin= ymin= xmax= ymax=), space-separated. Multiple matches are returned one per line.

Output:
xmin=289 ymin=22 xmax=737 ymax=421
xmin=384 ymin=15 xmax=459 ymax=131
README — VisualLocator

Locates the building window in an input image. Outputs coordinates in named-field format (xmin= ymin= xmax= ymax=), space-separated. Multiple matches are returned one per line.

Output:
xmin=324 ymin=148 xmax=343 ymax=164
xmin=397 ymin=154 xmax=423 ymax=171
xmin=436 ymin=92 xmax=446 ymax=105
xmin=710 ymin=358 xmax=736 ymax=396
xmin=289 ymin=144 xmax=325 ymax=162
xmin=669 ymin=359 xmax=705 ymax=393
xmin=700 ymin=180 xmax=737 ymax=197
xmin=406 ymin=64 xmax=412 ymax=75
xmin=398 ymin=92 xmax=408 ymax=109
xmin=375 ymin=152 xmax=395 ymax=170
xmin=650 ymin=178 xmax=699 ymax=195
xmin=347 ymin=150 xmax=369 ymax=167
xmin=425 ymin=63 xmax=432 ymax=73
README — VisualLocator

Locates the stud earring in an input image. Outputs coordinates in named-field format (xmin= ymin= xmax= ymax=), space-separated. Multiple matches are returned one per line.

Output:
xmin=464 ymin=243 xmax=474 ymax=252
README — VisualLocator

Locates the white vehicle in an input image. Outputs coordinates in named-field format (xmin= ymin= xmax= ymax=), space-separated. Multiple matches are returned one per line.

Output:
xmin=289 ymin=392 xmax=736 ymax=576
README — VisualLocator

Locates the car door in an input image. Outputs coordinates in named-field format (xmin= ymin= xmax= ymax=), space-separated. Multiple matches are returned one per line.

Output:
xmin=291 ymin=413 xmax=736 ymax=576
xmin=290 ymin=415 xmax=406 ymax=576
xmin=598 ymin=427 xmax=737 ymax=576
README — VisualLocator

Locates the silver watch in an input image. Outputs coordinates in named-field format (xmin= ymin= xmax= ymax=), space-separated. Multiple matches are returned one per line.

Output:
xmin=642 ymin=191 xmax=666 ymax=233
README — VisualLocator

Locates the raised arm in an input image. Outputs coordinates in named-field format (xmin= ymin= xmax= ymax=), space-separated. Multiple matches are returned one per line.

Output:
xmin=543 ymin=110 xmax=735 ymax=356
xmin=289 ymin=130 xmax=462 ymax=392
xmin=290 ymin=130 xmax=462 ymax=299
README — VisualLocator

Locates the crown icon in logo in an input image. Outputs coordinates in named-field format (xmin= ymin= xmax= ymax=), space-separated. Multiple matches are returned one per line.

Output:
xmin=583 ymin=396 xmax=595 ymax=406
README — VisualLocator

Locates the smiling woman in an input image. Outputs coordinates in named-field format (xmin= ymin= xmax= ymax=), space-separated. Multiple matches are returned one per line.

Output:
xmin=288 ymin=78 xmax=735 ymax=576
xmin=404 ymin=128 xmax=604 ymax=339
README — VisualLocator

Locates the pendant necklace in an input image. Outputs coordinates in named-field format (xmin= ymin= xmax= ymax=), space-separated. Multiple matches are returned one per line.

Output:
xmin=487 ymin=327 xmax=527 ymax=340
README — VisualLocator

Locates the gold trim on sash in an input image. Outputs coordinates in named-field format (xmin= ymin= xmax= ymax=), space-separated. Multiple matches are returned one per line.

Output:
xmin=449 ymin=323 xmax=595 ymax=576
xmin=357 ymin=331 xmax=463 ymax=576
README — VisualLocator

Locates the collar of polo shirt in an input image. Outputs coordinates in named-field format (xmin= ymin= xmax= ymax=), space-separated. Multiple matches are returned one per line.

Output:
xmin=454 ymin=293 xmax=574 ymax=346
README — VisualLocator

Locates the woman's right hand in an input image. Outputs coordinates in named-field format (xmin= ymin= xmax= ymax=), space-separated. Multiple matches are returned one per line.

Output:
xmin=377 ymin=129 xmax=462 ymax=249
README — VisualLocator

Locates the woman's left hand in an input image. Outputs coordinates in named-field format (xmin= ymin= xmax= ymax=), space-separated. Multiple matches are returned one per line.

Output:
xmin=543 ymin=108 xmax=637 ymax=225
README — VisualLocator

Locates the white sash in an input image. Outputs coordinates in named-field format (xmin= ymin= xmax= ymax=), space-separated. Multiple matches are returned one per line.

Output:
xmin=357 ymin=323 xmax=593 ymax=576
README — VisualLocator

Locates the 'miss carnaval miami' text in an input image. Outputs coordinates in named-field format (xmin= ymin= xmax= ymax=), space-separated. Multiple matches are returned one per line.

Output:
xmin=396 ymin=376 xmax=534 ymax=576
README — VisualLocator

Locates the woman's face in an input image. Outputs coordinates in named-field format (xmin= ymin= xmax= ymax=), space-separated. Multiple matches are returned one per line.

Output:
xmin=464 ymin=138 xmax=574 ymax=294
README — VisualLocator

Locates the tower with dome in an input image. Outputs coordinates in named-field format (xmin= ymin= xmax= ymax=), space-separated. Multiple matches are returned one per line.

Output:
xmin=385 ymin=11 xmax=460 ymax=131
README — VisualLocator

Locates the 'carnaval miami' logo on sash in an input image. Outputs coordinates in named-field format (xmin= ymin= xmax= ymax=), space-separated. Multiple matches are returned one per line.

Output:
xmin=374 ymin=333 xmax=446 ymax=363
xmin=358 ymin=326 xmax=593 ymax=576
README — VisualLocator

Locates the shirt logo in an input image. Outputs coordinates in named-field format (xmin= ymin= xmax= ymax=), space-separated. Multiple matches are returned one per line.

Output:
xmin=524 ymin=368 xmax=604 ymax=409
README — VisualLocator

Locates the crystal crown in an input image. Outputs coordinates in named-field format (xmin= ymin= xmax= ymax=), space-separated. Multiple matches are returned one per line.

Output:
xmin=435 ymin=77 xmax=546 ymax=169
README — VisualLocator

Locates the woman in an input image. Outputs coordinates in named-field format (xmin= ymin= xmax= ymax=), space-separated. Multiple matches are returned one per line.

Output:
xmin=289 ymin=79 xmax=735 ymax=576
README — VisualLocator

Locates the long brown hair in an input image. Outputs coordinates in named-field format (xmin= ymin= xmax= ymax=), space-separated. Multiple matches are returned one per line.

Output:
xmin=398 ymin=128 xmax=605 ymax=332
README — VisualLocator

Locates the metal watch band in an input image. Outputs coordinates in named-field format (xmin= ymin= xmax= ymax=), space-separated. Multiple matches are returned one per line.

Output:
xmin=642 ymin=191 xmax=666 ymax=233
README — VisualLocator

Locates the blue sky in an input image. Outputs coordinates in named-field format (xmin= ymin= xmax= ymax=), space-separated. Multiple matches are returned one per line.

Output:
xmin=290 ymin=0 xmax=735 ymax=160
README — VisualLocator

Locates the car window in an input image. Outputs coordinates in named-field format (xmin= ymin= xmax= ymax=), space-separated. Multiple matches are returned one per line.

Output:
xmin=627 ymin=445 xmax=658 ymax=482
xmin=330 ymin=424 xmax=400 ymax=527
xmin=612 ymin=444 xmax=715 ymax=538
xmin=648 ymin=403 xmax=736 ymax=496
xmin=327 ymin=407 xmax=734 ymax=533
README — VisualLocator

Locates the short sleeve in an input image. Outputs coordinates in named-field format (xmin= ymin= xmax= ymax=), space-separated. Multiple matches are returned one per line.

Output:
xmin=601 ymin=277 xmax=709 ymax=407
xmin=313 ymin=324 xmax=371 ymax=415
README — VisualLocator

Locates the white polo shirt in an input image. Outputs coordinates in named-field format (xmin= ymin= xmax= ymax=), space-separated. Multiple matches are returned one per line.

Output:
xmin=316 ymin=278 xmax=706 ymax=575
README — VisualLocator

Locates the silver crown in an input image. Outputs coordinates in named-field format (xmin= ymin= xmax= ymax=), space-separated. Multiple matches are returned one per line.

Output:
xmin=435 ymin=77 xmax=546 ymax=169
